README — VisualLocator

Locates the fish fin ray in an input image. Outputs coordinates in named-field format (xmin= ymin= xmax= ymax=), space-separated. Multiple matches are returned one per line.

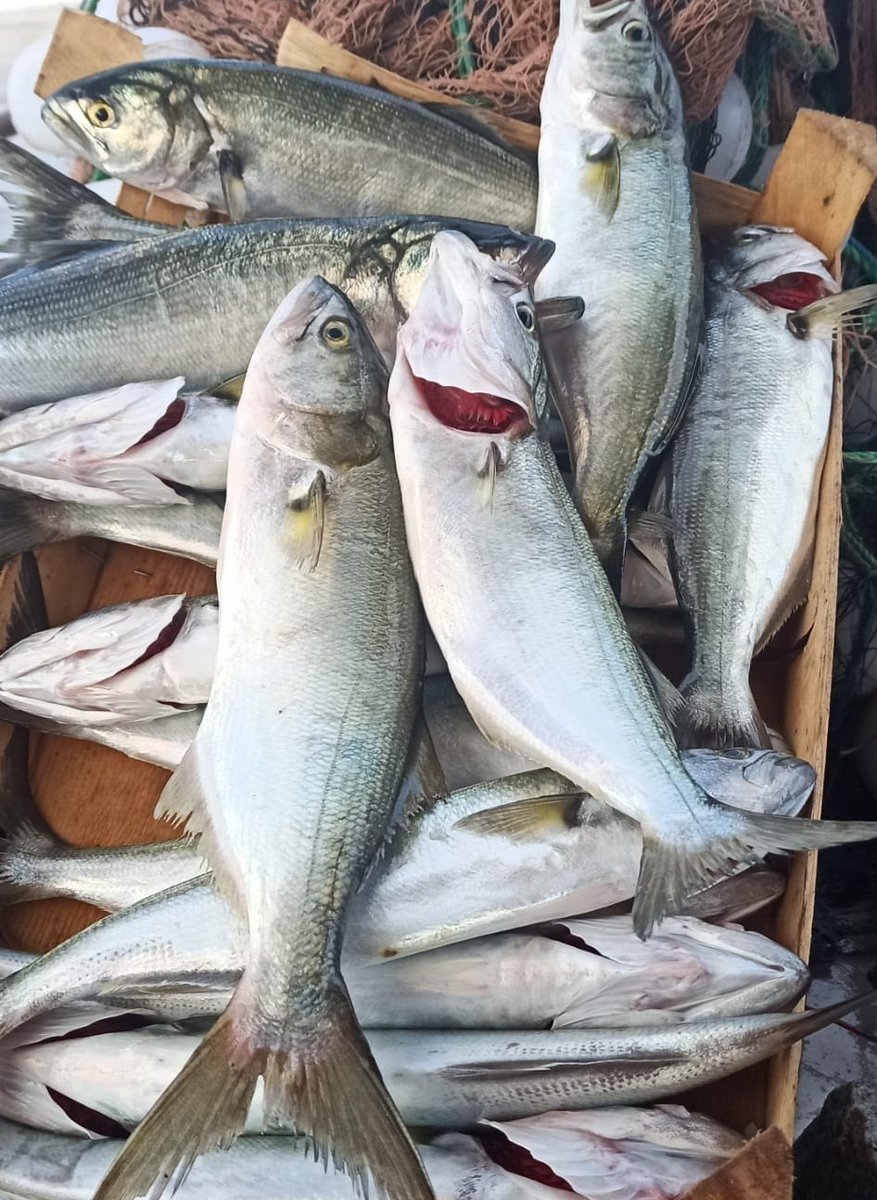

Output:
xmin=581 ymin=133 xmax=620 ymax=219
xmin=285 ymin=471 xmax=325 ymax=572
xmin=788 ymin=284 xmax=877 ymax=338
xmin=633 ymin=802 xmax=877 ymax=938
xmin=455 ymin=794 xmax=583 ymax=840
xmin=676 ymin=679 xmax=770 ymax=751
xmin=423 ymin=102 xmax=534 ymax=159
xmin=535 ymin=295 xmax=585 ymax=336
xmin=217 ymin=149 xmax=248 ymax=222
xmin=441 ymin=1051 xmax=687 ymax=1079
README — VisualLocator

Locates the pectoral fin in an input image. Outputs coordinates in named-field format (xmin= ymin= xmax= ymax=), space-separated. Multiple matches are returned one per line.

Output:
xmin=218 ymin=149 xmax=248 ymax=222
xmin=477 ymin=441 xmax=503 ymax=512
xmin=286 ymin=471 xmax=326 ymax=572
xmin=455 ymin=794 xmax=584 ymax=840
xmin=582 ymin=133 xmax=620 ymax=219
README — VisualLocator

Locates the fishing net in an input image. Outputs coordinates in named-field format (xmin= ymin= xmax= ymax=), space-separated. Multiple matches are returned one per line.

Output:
xmin=125 ymin=0 xmax=836 ymax=125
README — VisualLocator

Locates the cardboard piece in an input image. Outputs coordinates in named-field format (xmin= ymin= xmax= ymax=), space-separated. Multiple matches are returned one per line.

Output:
xmin=276 ymin=17 xmax=757 ymax=231
xmin=682 ymin=1129 xmax=793 ymax=1200
xmin=34 ymin=9 xmax=142 ymax=100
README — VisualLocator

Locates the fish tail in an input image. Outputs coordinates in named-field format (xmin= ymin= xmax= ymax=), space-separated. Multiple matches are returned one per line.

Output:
xmin=677 ymin=674 xmax=770 ymax=750
xmin=0 ymin=727 xmax=59 ymax=904
xmin=93 ymin=976 xmax=435 ymax=1200
xmin=0 ymin=139 xmax=157 ymax=276
xmin=0 ymin=489 xmax=76 ymax=564
xmin=633 ymin=801 xmax=877 ymax=940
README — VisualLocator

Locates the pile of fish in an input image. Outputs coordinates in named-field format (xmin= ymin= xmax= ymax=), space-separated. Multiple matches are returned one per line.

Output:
xmin=0 ymin=1 xmax=875 ymax=1197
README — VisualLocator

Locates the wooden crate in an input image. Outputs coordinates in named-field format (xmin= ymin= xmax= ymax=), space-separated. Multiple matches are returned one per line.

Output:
xmin=1 ymin=15 xmax=876 ymax=1198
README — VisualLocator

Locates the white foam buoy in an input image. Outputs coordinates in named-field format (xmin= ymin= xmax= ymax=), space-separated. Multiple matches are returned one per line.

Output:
xmin=703 ymin=74 xmax=753 ymax=183
xmin=6 ymin=36 xmax=74 ymax=158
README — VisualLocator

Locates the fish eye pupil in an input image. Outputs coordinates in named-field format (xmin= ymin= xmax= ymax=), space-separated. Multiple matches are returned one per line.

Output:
xmin=87 ymin=100 xmax=115 ymax=128
xmin=623 ymin=20 xmax=649 ymax=43
xmin=516 ymin=302 xmax=535 ymax=331
xmin=321 ymin=319 xmax=351 ymax=348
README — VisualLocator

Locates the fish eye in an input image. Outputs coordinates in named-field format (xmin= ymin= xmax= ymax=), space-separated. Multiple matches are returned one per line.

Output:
xmin=515 ymin=301 xmax=536 ymax=333
xmin=86 ymin=99 xmax=116 ymax=129
xmin=320 ymin=318 xmax=352 ymax=350
xmin=622 ymin=19 xmax=651 ymax=43
xmin=721 ymin=747 xmax=751 ymax=760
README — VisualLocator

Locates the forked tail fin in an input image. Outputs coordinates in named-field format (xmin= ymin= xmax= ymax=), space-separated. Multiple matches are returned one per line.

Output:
xmin=633 ymin=800 xmax=877 ymax=939
xmin=0 ymin=726 xmax=62 ymax=904
xmin=93 ymin=978 xmax=435 ymax=1200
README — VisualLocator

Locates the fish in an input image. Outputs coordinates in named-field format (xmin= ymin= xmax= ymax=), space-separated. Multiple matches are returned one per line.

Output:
xmin=93 ymin=278 xmax=430 ymax=1200
xmin=0 ymin=378 xmax=234 ymax=503
xmin=0 ymin=149 xmax=549 ymax=411
xmin=42 ymin=60 xmax=538 ymax=231
xmin=0 ymin=905 xmax=807 ymax=1031
xmin=423 ymin=673 xmax=537 ymax=788
xmin=0 ymin=594 xmax=216 ymax=724
xmin=479 ymin=1105 xmax=746 ymax=1199
xmin=0 ymin=138 xmax=164 ymax=277
xmin=0 ymin=721 xmax=814 ymax=932
xmin=0 ymin=996 xmax=868 ymax=1131
xmin=658 ymin=225 xmax=877 ymax=747
xmin=0 ymin=1109 xmax=739 ymax=1199
xmin=0 ymin=485 xmax=223 ymax=567
xmin=535 ymin=0 xmax=701 ymax=587
xmin=386 ymin=228 xmax=877 ymax=937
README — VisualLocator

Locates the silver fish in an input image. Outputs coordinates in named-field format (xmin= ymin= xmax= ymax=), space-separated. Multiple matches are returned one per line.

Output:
xmin=659 ymin=226 xmax=873 ymax=748
xmin=0 ymin=1117 xmax=561 ymax=1200
xmin=0 ymin=738 xmax=814 ymax=932
xmin=0 ymin=485 xmax=223 ymax=566
xmin=0 ymin=378 xmax=233 ymax=503
xmin=94 ymin=278 xmax=430 ymax=1200
xmin=386 ymin=228 xmax=876 ymax=937
xmin=535 ymin=0 xmax=701 ymax=586
xmin=42 ymin=61 xmax=536 ymax=230
xmin=0 ymin=594 xmax=215 ymax=724
xmin=0 ymin=998 xmax=866 ymax=1131
xmin=0 ymin=153 xmax=548 ymax=411
xmin=0 ymin=906 xmax=807 ymax=1032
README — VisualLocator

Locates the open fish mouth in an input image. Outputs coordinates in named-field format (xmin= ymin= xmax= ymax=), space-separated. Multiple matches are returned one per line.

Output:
xmin=478 ymin=1126 xmax=575 ymax=1192
xmin=748 ymin=271 xmax=836 ymax=311
xmin=413 ymin=373 xmax=532 ymax=436
xmin=129 ymin=397 xmax=186 ymax=449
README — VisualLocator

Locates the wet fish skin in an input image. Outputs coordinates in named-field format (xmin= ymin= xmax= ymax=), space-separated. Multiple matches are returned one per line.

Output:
xmin=663 ymin=227 xmax=836 ymax=748
xmin=0 ymin=485 xmax=223 ymax=567
xmin=0 ymin=379 xmax=234 ymax=503
xmin=0 ymin=210 xmax=548 ymax=411
xmin=0 ymin=1118 xmax=539 ymax=1200
xmin=2 ymin=999 xmax=866 ymax=1131
xmin=387 ymin=229 xmax=874 ymax=938
xmin=94 ymin=278 xmax=430 ymax=1200
xmin=535 ymin=0 xmax=701 ymax=584
xmin=43 ymin=60 xmax=537 ymax=231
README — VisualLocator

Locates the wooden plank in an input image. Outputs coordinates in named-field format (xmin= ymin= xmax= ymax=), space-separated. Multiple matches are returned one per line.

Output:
xmin=276 ymin=17 xmax=757 ymax=232
xmin=681 ymin=1129 xmax=792 ymax=1200
xmin=751 ymin=110 xmax=877 ymax=258
xmin=34 ymin=9 xmax=142 ymax=100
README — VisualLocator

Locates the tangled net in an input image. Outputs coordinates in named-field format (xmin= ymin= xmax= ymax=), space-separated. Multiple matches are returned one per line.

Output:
xmin=127 ymin=0 xmax=835 ymax=124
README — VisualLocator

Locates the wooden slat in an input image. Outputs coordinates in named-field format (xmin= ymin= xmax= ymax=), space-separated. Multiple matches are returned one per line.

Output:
xmin=34 ymin=9 xmax=142 ymax=100
xmin=276 ymin=17 xmax=758 ymax=232
xmin=682 ymin=1129 xmax=792 ymax=1200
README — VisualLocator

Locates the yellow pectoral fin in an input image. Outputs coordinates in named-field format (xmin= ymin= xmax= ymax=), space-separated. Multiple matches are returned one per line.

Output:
xmin=582 ymin=134 xmax=620 ymax=219
xmin=285 ymin=470 xmax=326 ymax=572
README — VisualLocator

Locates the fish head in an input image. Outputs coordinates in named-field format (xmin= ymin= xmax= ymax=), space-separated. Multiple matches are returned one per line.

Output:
xmin=712 ymin=225 xmax=838 ymax=311
xmin=390 ymin=230 xmax=549 ymax=480
xmin=42 ymin=63 xmax=212 ymax=191
xmin=391 ymin=220 xmax=554 ymax=325
xmin=559 ymin=0 xmax=680 ymax=137
xmin=245 ymin=276 xmax=389 ymax=469
xmin=684 ymin=746 xmax=817 ymax=817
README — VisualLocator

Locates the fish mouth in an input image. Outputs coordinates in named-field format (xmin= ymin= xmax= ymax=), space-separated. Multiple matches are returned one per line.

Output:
xmin=579 ymin=0 xmax=635 ymax=25
xmin=412 ymin=373 xmax=532 ymax=437
xmin=748 ymin=272 xmax=835 ymax=311
xmin=131 ymin=397 xmax=187 ymax=448
xmin=478 ymin=1126 xmax=575 ymax=1193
